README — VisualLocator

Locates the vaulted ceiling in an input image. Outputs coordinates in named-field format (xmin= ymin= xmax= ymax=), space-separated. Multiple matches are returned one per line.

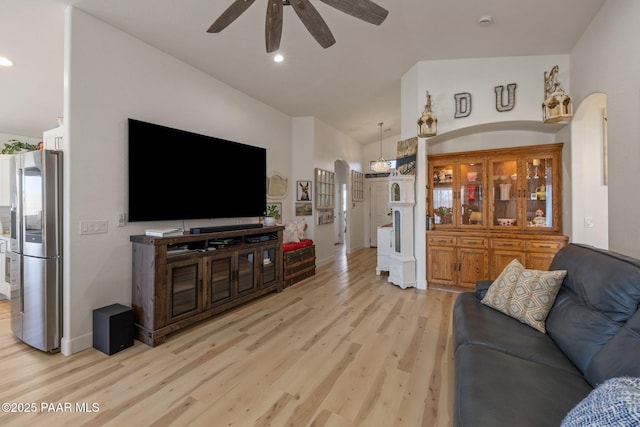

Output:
xmin=1 ymin=0 xmax=605 ymax=144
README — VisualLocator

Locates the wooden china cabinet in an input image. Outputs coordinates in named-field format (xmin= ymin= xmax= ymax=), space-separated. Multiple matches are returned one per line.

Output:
xmin=427 ymin=143 xmax=568 ymax=289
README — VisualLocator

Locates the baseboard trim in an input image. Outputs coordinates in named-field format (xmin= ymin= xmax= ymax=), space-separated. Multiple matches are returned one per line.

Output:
xmin=61 ymin=331 xmax=93 ymax=356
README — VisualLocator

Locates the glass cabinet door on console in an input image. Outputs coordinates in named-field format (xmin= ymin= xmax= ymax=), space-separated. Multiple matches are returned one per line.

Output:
xmin=207 ymin=253 xmax=234 ymax=307
xmin=260 ymin=245 xmax=278 ymax=288
xmin=207 ymin=247 xmax=257 ymax=308
xmin=237 ymin=248 xmax=256 ymax=294
xmin=166 ymin=259 xmax=202 ymax=324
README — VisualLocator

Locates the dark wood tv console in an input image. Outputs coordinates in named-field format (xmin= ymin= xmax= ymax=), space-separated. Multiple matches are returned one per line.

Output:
xmin=130 ymin=226 xmax=284 ymax=346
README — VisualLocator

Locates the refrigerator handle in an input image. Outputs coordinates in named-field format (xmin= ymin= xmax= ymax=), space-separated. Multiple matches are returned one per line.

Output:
xmin=10 ymin=163 xmax=23 ymax=251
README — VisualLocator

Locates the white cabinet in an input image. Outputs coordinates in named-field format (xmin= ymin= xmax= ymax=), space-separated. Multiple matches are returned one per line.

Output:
xmin=0 ymin=155 xmax=12 ymax=206
xmin=43 ymin=126 xmax=64 ymax=150
xmin=376 ymin=225 xmax=394 ymax=275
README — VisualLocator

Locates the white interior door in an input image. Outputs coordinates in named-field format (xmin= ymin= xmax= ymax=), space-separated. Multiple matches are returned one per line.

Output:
xmin=369 ymin=179 xmax=390 ymax=247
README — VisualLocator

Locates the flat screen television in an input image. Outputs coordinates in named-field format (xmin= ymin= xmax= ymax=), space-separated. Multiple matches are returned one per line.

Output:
xmin=128 ymin=118 xmax=266 ymax=222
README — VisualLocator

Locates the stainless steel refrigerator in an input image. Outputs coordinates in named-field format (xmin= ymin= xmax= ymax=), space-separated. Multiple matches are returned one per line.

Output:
xmin=9 ymin=150 xmax=63 ymax=352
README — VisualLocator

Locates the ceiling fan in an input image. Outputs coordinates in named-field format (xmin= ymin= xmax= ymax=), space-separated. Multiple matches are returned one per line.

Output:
xmin=208 ymin=0 xmax=389 ymax=53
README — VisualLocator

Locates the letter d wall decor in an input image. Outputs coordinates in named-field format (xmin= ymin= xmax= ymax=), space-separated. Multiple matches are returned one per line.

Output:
xmin=454 ymin=93 xmax=472 ymax=118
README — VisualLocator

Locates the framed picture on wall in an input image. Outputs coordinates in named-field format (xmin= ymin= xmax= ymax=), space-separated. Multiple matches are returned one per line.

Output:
xmin=295 ymin=202 xmax=312 ymax=216
xmin=267 ymin=173 xmax=288 ymax=199
xmin=317 ymin=208 xmax=334 ymax=225
xmin=396 ymin=137 xmax=418 ymax=175
xmin=297 ymin=180 xmax=312 ymax=201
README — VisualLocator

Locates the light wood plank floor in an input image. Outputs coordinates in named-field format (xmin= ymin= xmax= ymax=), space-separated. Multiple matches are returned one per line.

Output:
xmin=0 ymin=248 xmax=459 ymax=427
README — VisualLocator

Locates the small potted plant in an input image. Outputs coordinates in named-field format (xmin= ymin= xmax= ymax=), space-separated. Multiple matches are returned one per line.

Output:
xmin=265 ymin=204 xmax=279 ymax=226
xmin=434 ymin=206 xmax=452 ymax=224
xmin=1 ymin=139 xmax=38 ymax=154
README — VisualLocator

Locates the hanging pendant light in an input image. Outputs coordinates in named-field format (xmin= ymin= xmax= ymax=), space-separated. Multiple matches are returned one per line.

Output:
xmin=417 ymin=90 xmax=438 ymax=137
xmin=371 ymin=122 xmax=391 ymax=173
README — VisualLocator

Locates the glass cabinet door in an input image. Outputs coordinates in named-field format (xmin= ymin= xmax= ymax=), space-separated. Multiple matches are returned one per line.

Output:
xmin=524 ymin=156 xmax=555 ymax=229
xmin=431 ymin=163 xmax=454 ymax=227
xmin=489 ymin=159 xmax=519 ymax=229
xmin=237 ymin=249 xmax=256 ymax=294
xmin=208 ymin=255 xmax=233 ymax=305
xmin=261 ymin=245 xmax=278 ymax=287
xmin=459 ymin=161 xmax=484 ymax=226
xmin=167 ymin=259 xmax=201 ymax=323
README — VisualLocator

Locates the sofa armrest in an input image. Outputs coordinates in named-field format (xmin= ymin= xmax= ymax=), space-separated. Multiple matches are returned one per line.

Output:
xmin=475 ymin=280 xmax=493 ymax=300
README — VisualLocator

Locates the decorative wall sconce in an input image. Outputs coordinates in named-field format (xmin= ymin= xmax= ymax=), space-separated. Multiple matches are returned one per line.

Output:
xmin=543 ymin=65 xmax=573 ymax=123
xmin=417 ymin=91 xmax=438 ymax=137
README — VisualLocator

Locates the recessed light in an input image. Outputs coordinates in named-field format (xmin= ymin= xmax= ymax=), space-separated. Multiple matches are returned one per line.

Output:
xmin=478 ymin=15 xmax=493 ymax=25
xmin=0 ymin=56 xmax=14 ymax=67
xmin=273 ymin=54 xmax=284 ymax=63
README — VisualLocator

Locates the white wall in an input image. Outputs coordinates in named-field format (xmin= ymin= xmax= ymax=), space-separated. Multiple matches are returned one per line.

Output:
xmin=291 ymin=117 xmax=314 ymax=231
xmin=311 ymin=118 xmax=365 ymax=265
xmin=570 ymin=0 xmax=640 ymax=258
xmin=63 ymin=8 xmax=293 ymax=354
xmin=416 ymin=55 xmax=570 ymax=136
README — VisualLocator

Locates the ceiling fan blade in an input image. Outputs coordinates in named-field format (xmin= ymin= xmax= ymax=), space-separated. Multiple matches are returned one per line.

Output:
xmin=265 ymin=0 xmax=283 ymax=53
xmin=318 ymin=0 xmax=389 ymax=25
xmin=289 ymin=0 xmax=336 ymax=49
xmin=207 ymin=0 xmax=257 ymax=33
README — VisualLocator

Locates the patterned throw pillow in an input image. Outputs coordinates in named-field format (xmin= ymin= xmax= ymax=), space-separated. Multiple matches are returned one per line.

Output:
xmin=561 ymin=377 xmax=640 ymax=426
xmin=283 ymin=219 xmax=307 ymax=243
xmin=481 ymin=259 xmax=567 ymax=333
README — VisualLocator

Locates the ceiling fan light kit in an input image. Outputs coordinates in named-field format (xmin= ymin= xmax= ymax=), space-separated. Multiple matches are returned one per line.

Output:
xmin=209 ymin=0 xmax=389 ymax=53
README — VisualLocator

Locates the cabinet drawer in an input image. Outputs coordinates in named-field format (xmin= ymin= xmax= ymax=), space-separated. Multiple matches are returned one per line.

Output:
xmin=428 ymin=236 xmax=455 ymax=246
xmin=527 ymin=240 xmax=564 ymax=252
xmin=458 ymin=237 xmax=488 ymax=248
xmin=492 ymin=239 xmax=525 ymax=250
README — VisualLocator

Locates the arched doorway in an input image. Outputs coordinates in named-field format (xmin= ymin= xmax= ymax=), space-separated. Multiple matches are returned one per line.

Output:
xmin=570 ymin=92 xmax=609 ymax=248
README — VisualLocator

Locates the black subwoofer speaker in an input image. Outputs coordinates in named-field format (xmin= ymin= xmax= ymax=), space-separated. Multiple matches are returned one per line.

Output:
xmin=93 ymin=303 xmax=134 ymax=355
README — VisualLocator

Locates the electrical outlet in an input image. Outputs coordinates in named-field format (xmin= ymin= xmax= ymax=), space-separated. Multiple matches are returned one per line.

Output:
xmin=117 ymin=212 xmax=126 ymax=227
xmin=80 ymin=220 xmax=108 ymax=235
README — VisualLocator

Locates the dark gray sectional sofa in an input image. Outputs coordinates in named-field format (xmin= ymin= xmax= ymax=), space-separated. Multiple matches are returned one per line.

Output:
xmin=452 ymin=243 xmax=640 ymax=426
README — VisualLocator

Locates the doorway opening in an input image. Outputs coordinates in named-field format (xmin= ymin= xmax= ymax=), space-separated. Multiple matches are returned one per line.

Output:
xmin=334 ymin=159 xmax=349 ymax=257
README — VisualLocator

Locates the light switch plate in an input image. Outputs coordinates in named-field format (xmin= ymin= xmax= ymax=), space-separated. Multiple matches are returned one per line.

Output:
xmin=80 ymin=220 xmax=108 ymax=235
